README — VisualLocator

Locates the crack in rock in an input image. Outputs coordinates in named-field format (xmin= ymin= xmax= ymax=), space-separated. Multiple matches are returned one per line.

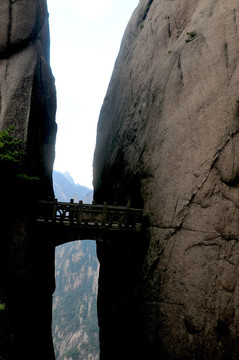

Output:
xmin=165 ymin=128 xmax=239 ymax=240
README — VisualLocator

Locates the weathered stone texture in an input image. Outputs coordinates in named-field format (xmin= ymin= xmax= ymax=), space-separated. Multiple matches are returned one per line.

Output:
xmin=0 ymin=0 xmax=56 ymax=196
xmin=0 ymin=1 xmax=56 ymax=359
xmin=94 ymin=0 xmax=239 ymax=358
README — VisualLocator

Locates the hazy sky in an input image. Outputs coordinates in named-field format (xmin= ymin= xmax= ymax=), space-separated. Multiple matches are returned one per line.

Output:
xmin=47 ymin=0 xmax=139 ymax=188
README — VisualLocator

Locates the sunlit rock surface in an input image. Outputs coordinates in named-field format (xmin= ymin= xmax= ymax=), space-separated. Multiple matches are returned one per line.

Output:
xmin=93 ymin=0 xmax=239 ymax=358
xmin=0 ymin=1 xmax=56 ymax=359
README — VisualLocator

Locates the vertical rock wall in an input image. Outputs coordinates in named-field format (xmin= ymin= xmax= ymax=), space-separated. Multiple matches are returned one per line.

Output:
xmin=0 ymin=0 xmax=56 ymax=197
xmin=93 ymin=0 xmax=239 ymax=358
xmin=0 ymin=1 xmax=57 ymax=359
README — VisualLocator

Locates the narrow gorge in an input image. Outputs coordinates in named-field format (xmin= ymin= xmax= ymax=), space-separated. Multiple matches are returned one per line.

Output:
xmin=1 ymin=0 xmax=239 ymax=359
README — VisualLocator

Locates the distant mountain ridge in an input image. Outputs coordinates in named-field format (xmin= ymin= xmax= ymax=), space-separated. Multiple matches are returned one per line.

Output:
xmin=52 ymin=171 xmax=99 ymax=360
xmin=53 ymin=170 xmax=93 ymax=203
xmin=53 ymin=241 xmax=99 ymax=360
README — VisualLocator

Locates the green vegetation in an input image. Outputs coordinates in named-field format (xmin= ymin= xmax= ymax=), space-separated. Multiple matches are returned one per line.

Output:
xmin=0 ymin=303 xmax=6 ymax=312
xmin=185 ymin=30 xmax=197 ymax=43
xmin=16 ymin=174 xmax=40 ymax=181
xmin=186 ymin=31 xmax=197 ymax=37
xmin=0 ymin=127 xmax=40 ymax=182
xmin=0 ymin=126 xmax=25 ymax=164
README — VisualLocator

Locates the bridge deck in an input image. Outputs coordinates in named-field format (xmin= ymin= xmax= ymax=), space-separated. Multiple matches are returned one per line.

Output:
xmin=37 ymin=200 xmax=143 ymax=245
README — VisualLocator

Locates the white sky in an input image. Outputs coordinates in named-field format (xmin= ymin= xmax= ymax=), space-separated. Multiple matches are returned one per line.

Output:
xmin=47 ymin=0 xmax=139 ymax=188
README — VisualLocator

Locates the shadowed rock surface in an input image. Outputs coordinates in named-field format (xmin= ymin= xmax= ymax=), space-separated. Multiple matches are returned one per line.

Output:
xmin=0 ymin=1 xmax=56 ymax=359
xmin=93 ymin=0 xmax=239 ymax=358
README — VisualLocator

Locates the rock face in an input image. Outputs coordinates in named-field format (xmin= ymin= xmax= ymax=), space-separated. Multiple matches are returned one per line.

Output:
xmin=93 ymin=0 xmax=239 ymax=358
xmin=0 ymin=1 xmax=56 ymax=359
xmin=0 ymin=0 xmax=56 ymax=197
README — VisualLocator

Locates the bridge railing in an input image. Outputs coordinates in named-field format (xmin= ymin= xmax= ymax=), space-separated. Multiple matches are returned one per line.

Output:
xmin=37 ymin=200 xmax=143 ymax=232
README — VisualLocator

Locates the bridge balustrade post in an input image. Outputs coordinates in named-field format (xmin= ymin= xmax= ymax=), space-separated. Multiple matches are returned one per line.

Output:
xmin=52 ymin=199 xmax=57 ymax=223
xmin=69 ymin=200 xmax=75 ymax=225
xmin=102 ymin=202 xmax=107 ymax=228
xmin=126 ymin=202 xmax=131 ymax=229
xmin=78 ymin=201 xmax=83 ymax=225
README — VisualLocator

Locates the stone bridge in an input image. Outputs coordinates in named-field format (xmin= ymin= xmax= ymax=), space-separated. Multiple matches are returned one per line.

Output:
xmin=37 ymin=199 xmax=144 ymax=246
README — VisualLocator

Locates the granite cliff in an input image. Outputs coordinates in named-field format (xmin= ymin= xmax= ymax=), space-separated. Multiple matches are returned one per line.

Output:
xmin=0 ymin=1 xmax=56 ymax=359
xmin=93 ymin=0 xmax=239 ymax=359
